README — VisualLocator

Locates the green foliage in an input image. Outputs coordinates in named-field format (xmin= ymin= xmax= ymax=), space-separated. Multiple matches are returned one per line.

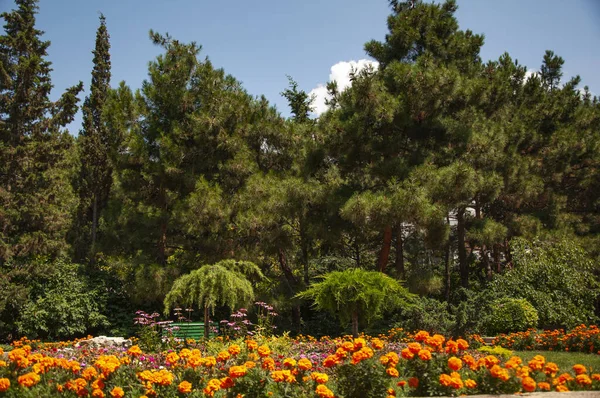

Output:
xmin=15 ymin=258 xmax=108 ymax=339
xmin=335 ymin=358 xmax=389 ymax=398
xmin=488 ymin=238 xmax=599 ymax=329
xmin=393 ymin=296 xmax=456 ymax=335
xmin=164 ymin=260 xmax=263 ymax=315
xmin=296 ymin=269 xmax=414 ymax=334
xmin=482 ymin=297 xmax=538 ymax=335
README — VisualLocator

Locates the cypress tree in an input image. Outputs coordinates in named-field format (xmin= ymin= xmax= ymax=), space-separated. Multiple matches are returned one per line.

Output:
xmin=0 ymin=0 xmax=83 ymax=262
xmin=73 ymin=14 xmax=112 ymax=263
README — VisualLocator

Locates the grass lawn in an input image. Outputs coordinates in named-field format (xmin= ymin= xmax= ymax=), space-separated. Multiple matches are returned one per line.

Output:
xmin=515 ymin=350 xmax=600 ymax=372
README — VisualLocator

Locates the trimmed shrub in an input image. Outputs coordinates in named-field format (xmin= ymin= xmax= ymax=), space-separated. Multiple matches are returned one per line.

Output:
xmin=482 ymin=297 xmax=538 ymax=335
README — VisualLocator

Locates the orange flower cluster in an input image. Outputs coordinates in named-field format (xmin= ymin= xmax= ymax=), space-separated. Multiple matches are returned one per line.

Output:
xmin=494 ymin=325 xmax=600 ymax=353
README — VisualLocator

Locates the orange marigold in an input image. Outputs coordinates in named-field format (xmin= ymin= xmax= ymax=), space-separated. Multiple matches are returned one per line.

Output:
xmin=92 ymin=389 xmax=105 ymax=398
xmin=110 ymin=387 xmax=125 ymax=398
xmin=229 ymin=365 xmax=247 ymax=378
xmin=310 ymin=372 xmax=329 ymax=384
xmin=257 ymin=345 xmax=271 ymax=357
xmin=228 ymin=344 xmax=241 ymax=356
xmin=315 ymin=384 xmax=335 ymax=398
xmin=407 ymin=342 xmax=421 ymax=354
xmin=401 ymin=348 xmax=414 ymax=360
xmin=217 ymin=351 xmax=231 ymax=362
xmin=0 ymin=378 xmax=10 ymax=392
xmin=414 ymin=331 xmax=430 ymax=342
xmin=573 ymin=364 xmax=587 ymax=375
xmin=522 ymin=377 xmax=536 ymax=392
xmin=386 ymin=367 xmax=399 ymax=377
xmin=538 ymin=382 xmax=551 ymax=391
xmin=127 ymin=345 xmax=142 ymax=356
xmin=576 ymin=374 xmax=592 ymax=386
xmin=283 ymin=358 xmax=297 ymax=368
xmin=465 ymin=379 xmax=477 ymax=389
xmin=298 ymin=358 xmax=312 ymax=371
xmin=448 ymin=356 xmax=462 ymax=371
xmin=417 ymin=349 xmax=432 ymax=361
xmin=17 ymin=372 xmax=40 ymax=388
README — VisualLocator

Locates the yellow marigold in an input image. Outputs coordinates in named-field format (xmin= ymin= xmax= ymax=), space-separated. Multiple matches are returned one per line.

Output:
xmin=0 ymin=361 xmax=6 ymax=367
xmin=448 ymin=356 xmax=462 ymax=371
xmin=128 ymin=345 xmax=143 ymax=356
xmin=556 ymin=384 xmax=569 ymax=392
xmin=387 ymin=367 xmax=399 ymax=377
xmin=353 ymin=337 xmax=366 ymax=349
xmin=522 ymin=376 xmax=536 ymax=392
xmin=203 ymin=379 xmax=221 ymax=397
xmin=315 ymin=384 xmax=335 ymax=398
xmin=92 ymin=389 xmax=105 ymax=398
xmin=298 ymin=358 xmax=312 ymax=370
xmin=341 ymin=341 xmax=355 ymax=352
xmin=178 ymin=381 xmax=192 ymax=393
xmin=228 ymin=344 xmax=241 ymax=356
xmin=573 ymin=364 xmax=587 ymax=375
xmin=517 ymin=366 xmax=530 ymax=378
xmin=82 ymin=366 xmax=98 ymax=381
xmin=371 ymin=338 xmax=384 ymax=350
xmin=576 ymin=374 xmax=592 ymax=386
xmin=179 ymin=348 xmax=192 ymax=359
xmin=166 ymin=352 xmax=180 ymax=365
xmin=545 ymin=362 xmax=559 ymax=376
xmin=465 ymin=379 xmax=477 ymax=389
xmin=229 ymin=365 xmax=247 ymax=378
xmin=245 ymin=360 xmax=256 ymax=369
xmin=418 ymin=349 xmax=432 ymax=361
xmin=538 ymin=382 xmax=551 ymax=391
xmin=311 ymin=372 xmax=329 ymax=384
xmin=17 ymin=372 xmax=40 ymax=388
xmin=271 ymin=369 xmax=295 ymax=383
xmin=246 ymin=340 xmax=258 ymax=351
xmin=202 ymin=356 xmax=217 ymax=368
xmin=283 ymin=358 xmax=297 ymax=368
xmin=257 ymin=345 xmax=271 ymax=357
xmin=217 ymin=351 xmax=231 ymax=362
xmin=0 ymin=378 xmax=10 ymax=392
xmin=110 ymin=387 xmax=125 ymax=398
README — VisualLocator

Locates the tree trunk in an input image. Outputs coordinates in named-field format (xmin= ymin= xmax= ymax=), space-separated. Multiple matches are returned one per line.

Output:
xmin=456 ymin=208 xmax=469 ymax=289
xmin=395 ymin=225 xmax=405 ymax=279
xmin=204 ymin=305 xmax=210 ymax=340
xmin=158 ymin=221 xmax=167 ymax=265
xmin=378 ymin=225 xmax=393 ymax=272
xmin=351 ymin=309 xmax=359 ymax=338
xmin=444 ymin=215 xmax=451 ymax=302
xmin=90 ymin=194 xmax=98 ymax=265
xmin=278 ymin=248 xmax=301 ymax=332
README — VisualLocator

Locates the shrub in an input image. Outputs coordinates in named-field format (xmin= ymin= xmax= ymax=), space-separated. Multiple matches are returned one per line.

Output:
xmin=335 ymin=358 xmax=388 ymax=398
xmin=393 ymin=296 xmax=456 ymax=335
xmin=482 ymin=298 xmax=538 ymax=335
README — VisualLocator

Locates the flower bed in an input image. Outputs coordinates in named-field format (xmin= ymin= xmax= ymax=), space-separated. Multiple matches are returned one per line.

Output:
xmin=493 ymin=324 xmax=600 ymax=353
xmin=1 ymin=330 xmax=599 ymax=397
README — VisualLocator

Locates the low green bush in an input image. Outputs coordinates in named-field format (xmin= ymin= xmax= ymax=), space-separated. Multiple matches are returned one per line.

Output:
xmin=482 ymin=297 xmax=538 ymax=335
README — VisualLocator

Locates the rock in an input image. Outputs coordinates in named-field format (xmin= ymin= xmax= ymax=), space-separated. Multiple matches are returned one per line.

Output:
xmin=75 ymin=336 xmax=132 ymax=349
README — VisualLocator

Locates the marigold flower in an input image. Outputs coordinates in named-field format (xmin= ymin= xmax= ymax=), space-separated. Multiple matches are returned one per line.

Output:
xmin=545 ymin=362 xmax=559 ymax=376
xmin=110 ymin=387 xmax=125 ymax=398
xmin=315 ymin=384 xmax=335 ymax=398
xmin=127 ymin=345 xmax=143 ymax=356
xmin=371 ymin=338 xmax=384 ymax=350
xmin=258 ymin=345 xmax=271 ymax=357
xmin=228 ymin=344 xmax=241 ymax=355
xmin=298 ymin=358 xmax=312 ymax=370
xmin=0 ymin=378 xmax=10 ymax=392
xmin=387 ymin=367 xmax=399 ymax=377
xmin=418 ymin=349 xmax=432 ymax=361
xmin=592 ymin=373 xmax=600 ymax=381
xmin=456 ymin=338 xmax=469 ymax=350
xmin=262 ymin=357 xmax=276 ymax=370
xmin=92 ymin=389 xmax=105 ymax=398
xmin=246 ymin=340 xmax=258 ymax=351
xmin=311 ymin=372 xmax=329 ymax=384
xmin=407 ymin=342 xmax=421 ymax=354
xmin=465 ymin=379 xmax=477 ymax=389
xmin=244 ymin=360 xmax=256 ymax=369
xmin=490 ymin=365 xmax=510 ymax=381
xmin=342 ymin=341 xmax=355 ymax=352
xmin=283 ymin=358 xmax=297 ymax=368
xmin=408 ymin=377 xmax=419 ymax=388
xmin=556 ymin=384 xmax=569 ymax=392
xmin=440 ymin=373 xmax=453 ymax=387
xmin=217 ymin=351 xmax=231 ymax=362
xmin=203 ymin=379 xmax=221 ymax=396
xmin=401 ymin=348 xmax=414 ymax=360
xmin=229 ymin=365 xmax=247 ymax=378
xmin=353 ymin=337 xmax=366 ymax=349
xmin=448 ymin=356 xmax=462 ymax=371
xmin=573 ymin=364 xmax=587 ymax=375
xmin=414 ymin=331 xmax=430 ymax=342
xmin=202 ymin=356 xmax=217 ymax=368
xmin=17 ymin=372 xmax=40 ymax=388
xmin=271 ymin=369 xmax=295 ymax=383
xmin=538 ymin=382 xmax=551 ymax=391
xmin=92 ymin=379 xmax=105 ymax=390
xmin=397 ymin=380 xmax=407 ymax=387
xmin=166 ymin=352 xmax=180 ymax=365
xmin=522 ymin=377 xmax=536 ymax=392
xmin=576 ymin=374 xmax=592 ymax=386
xmin=220 ymin=377 xmax=234 ymax=389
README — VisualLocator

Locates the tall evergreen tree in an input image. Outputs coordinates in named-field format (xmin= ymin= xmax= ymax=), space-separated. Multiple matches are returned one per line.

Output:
xmin=73 ymin=14 xmax=112 ymax=263
xmin=0 ymin=0 xmax=82 ymax=262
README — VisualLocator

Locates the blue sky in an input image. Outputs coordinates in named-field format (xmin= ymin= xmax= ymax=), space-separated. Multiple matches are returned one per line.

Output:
xmin=1 ymin=0 xmax=599 ymax=133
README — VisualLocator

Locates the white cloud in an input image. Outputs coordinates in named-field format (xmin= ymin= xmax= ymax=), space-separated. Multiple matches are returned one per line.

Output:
xmin=309 ymin=59 xmax=379 ymax=116
xmin=524 ymin=69 xmax=538 ymax=82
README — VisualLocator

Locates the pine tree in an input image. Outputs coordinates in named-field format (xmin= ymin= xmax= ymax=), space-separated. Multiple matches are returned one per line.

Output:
xmin=73 ymin=14 xmax=112 ymax=263
xmin=0 ymin=0 xmax=83 ymax=262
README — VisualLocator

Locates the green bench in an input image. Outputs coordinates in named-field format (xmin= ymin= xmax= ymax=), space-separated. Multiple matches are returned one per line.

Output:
xmin=163 ymin=322 xmax=218 ymax=340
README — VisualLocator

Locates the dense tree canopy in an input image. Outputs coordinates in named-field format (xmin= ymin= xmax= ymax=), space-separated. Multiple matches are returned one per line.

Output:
xmin=0 ymin=0 xmax=599 ymax=340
